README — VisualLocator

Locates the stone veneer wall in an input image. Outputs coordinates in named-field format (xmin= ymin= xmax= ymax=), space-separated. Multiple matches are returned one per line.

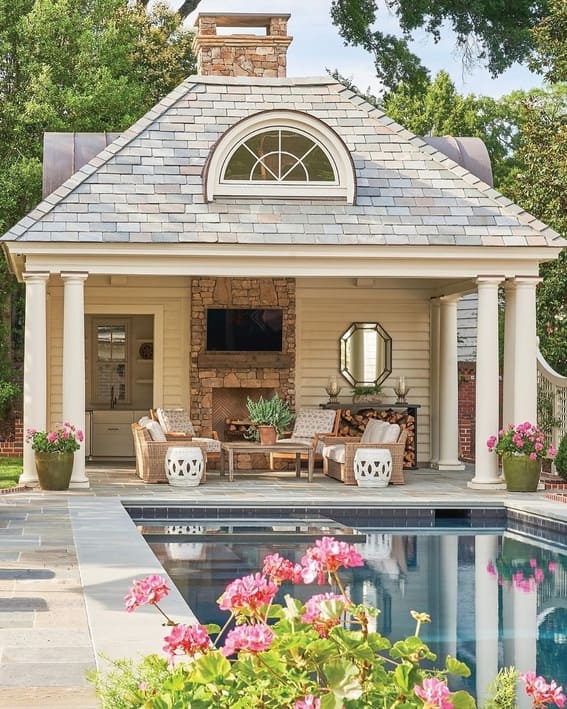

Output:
xmin=190 ymin=277 xmax=296 ymax=437
xmin=193 ymin=14 xmax=292 ymax=78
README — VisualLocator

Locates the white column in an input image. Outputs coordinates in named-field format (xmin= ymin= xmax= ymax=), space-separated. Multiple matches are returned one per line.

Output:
xmin=62 ymin=272 xmax=89 ymax=489
xmin=502 ymin=281 xmax=516 ymax=429
xmin=21 ymin=273 xmax=50 ymax=484
xmin=512 ymin=277 xmax=540 ymax=424
xmin=430 ymin=299 xmax=440 ymax=465
xmin=474 ymin=535 xmax=499 ymax=705
xmin=437 ymin=295 xmax=465 ymax=469
xmin=470 ymin=277 xmax=503 ymax=488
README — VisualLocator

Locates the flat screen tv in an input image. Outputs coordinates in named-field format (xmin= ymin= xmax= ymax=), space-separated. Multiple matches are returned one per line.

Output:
xmin=206 ymin=308 xmax=283 ymax=352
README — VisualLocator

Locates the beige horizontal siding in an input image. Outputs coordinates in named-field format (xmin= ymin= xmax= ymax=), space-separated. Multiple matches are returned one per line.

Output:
xmin=296 ymin=278 xmax=431 ymax=463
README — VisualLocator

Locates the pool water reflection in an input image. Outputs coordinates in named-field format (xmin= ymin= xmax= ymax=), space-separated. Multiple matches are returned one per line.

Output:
xmin=143 ymin=521 xmax=567 ymax=706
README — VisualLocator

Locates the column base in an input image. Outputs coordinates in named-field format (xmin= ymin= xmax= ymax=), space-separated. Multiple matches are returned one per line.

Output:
xmin=433 ymin=461 xmax=466 ymax=471
xmin=19 ymin=472 xmax=39 ymax=485
xmin=69 ymin=479 xmax=90 ymax=489
xmin=468 ymin=477 xmax=506 ymax=490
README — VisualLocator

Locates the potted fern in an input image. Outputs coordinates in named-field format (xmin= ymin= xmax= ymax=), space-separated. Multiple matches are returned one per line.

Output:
xmin=245 ymin=394 xmax=293 ymax=445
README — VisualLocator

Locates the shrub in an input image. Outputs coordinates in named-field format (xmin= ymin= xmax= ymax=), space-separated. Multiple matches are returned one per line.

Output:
xmin=0 ymin=379 xmax=20 ymax=419
xmin=554 ymin=434 xmax=567 ymax=481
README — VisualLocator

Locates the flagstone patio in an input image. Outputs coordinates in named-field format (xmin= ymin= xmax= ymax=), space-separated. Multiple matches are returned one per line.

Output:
xmin=1 ymin=463 xmax=566 ymax=708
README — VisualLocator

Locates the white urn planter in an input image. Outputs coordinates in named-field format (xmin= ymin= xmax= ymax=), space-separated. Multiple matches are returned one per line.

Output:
xmin=165 ymin=446 xmax=204 ymax=487
xmin=353 ymin=448 xmax=392 ymax=487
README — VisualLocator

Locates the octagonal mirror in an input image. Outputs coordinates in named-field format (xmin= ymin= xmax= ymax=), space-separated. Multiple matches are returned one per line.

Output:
xmin=340 ymin=322 xmax=392 ymax=387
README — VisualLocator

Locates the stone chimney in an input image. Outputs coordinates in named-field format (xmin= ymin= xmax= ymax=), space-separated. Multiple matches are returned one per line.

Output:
xmin=193 ymin=13 xmax=292 ymax=78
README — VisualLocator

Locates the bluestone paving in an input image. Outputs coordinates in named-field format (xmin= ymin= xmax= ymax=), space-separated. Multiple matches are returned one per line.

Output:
xmin=0 ymin=463 xmax=566 ymax=707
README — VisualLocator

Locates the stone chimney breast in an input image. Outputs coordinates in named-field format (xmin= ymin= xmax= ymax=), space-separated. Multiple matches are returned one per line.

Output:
xmin=193 ymin=12 xmax=292 ymax=78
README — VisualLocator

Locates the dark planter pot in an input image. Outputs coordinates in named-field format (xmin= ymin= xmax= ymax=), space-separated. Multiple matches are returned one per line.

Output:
xmin=258 ymin=425 xmax=277 ymax=446
xmin=34 ymin=452 xmax=74 ymax=490
xmin=502 ymin=454 xmax=541 ymax=492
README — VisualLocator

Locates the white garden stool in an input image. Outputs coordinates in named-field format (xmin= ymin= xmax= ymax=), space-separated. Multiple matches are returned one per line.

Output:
xmin=165 ymin=446 xmax=204 ymax=487
xmin=353 ymin=448 xmax=392 ymax=487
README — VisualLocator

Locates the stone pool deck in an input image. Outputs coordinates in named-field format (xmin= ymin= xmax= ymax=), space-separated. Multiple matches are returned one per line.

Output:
xmin=1 ymin=463 xmax=567 ymax=708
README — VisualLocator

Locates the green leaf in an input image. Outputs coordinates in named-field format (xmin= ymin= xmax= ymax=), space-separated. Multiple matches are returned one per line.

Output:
xmin=324 ymin=660 xmax=363 ymax=700
xmin=446 ymin=656 xmax=472 ymax=678
xmin=192 ymin=651 xmax=232 ymax=684
xmin=393 ymin=662 xmax=414 ymax=693
xmin=321 ymin=692 xmax=346 ymax=709
xmin=451 ymin=689 xmax=477 ymax=709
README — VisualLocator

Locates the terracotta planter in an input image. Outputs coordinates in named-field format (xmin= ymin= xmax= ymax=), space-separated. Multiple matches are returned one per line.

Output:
xmin=258 ymin=425 xmax=277 ymax=445
xmin=502 ymin=454 xmax=541 ymax=492
xmin=34 ymin=451 xmax=74 ymax=490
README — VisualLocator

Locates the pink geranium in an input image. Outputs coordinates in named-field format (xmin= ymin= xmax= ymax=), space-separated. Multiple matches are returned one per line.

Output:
xmin=218 ymin=573 xmax=278 ymax=615
xmin=124 ymin=574 xmax=170 ymax=612
xmin=486 ymin=422 xmax=555 ymax=460
xmin=301 ymin=537 xmax=364 ymax=584
xmin=262 ymin=553 xmax=304 ymax=585
xmin=414 ymin=677 xmax=454 ymax=708
xmin=163 ymin=623 xmax=212 ymax=660
xmin=221 ymin=624 xmax=274 ymax=656
xmin=294 ymin=695 xmax=321 ymax=708
xmin=301 ymin=592 xmax=348 ymax=637
xmin=521 ymin=671 xmax=566 ymax=708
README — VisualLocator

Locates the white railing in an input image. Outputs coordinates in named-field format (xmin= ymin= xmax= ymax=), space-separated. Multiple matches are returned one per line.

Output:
xmin=537 ymin=345 xmax=567 ymax=452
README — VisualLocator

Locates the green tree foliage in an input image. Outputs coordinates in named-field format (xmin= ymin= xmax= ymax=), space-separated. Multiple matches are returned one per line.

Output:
xmin=0 ymin=0 xmax=196 ymax=377
xmin=330 ymin=0 xmax=549 ymax=91
xmin=530 ymin=0 xmax=567 ymax=83
xmin=383 ymin=71 xmax=520 ymax=188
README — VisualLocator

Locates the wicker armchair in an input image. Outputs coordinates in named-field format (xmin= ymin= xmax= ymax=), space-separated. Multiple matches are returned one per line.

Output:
xmin=131 ymin=424 xmax=208 ymax=484
xmin=152 ymin=408 xmax=221 ymax=465
xmin=269 ymin=408 xmax=341 ymax=470
xmin=321 ymin=429 xmax=408 ymax=486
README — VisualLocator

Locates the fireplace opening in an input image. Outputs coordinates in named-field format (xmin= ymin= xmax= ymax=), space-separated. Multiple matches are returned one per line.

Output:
xmin=212 ymin=387 xmax=276 ymax=441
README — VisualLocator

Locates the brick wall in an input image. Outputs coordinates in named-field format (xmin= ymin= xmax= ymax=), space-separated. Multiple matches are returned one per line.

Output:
xmin=0 ymin=413 xmax=23 ymax=457
xmin=458 ymin=363 xmax=476 ymax=462
xmin=193 ymin=14 xmax=292 ymax=78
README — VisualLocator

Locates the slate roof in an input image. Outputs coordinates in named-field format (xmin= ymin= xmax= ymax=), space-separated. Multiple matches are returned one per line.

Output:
xmin=2 ymin=75 xmax=564 ymax=247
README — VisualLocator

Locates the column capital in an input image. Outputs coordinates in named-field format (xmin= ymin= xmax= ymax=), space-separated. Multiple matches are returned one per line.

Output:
xmin=505 ymin=275 xmax=542 ymax=288
xmin=439 ymin=293 xmax=461 ymax=305
xmin=60 ymin=271 xmax=89 ymax=283
xmin=23 ymin=271 xmax=50 ymax=283
xmin=475 ymin=276 xmax=504 ymax=287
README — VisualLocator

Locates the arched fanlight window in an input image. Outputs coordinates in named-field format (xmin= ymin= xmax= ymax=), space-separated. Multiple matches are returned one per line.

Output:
xmin=223 ymin=128 xmax=337 ymax=183
xmin=205 ymin=110 xmax=355 ymax=203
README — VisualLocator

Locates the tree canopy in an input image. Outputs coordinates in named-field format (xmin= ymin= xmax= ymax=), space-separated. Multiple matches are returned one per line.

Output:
xmin=330 ymin=0 xmax=549 ymax=91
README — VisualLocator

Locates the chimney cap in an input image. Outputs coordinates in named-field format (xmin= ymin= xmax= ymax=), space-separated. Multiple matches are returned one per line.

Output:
xmin=194 ymin=12 xmax=291 ymax=29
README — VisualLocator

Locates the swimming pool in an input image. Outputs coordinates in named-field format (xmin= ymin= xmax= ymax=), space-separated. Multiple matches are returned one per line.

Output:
xmin=135 ymin=508 xmax=567 ymax=704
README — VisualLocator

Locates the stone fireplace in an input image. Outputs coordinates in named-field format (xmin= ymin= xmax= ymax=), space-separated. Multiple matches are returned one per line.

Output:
xmin=190 ymin=277 xmax=296 ymax=441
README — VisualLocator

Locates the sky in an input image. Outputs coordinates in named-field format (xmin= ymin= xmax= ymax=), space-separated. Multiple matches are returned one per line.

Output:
xmin=187 ymin=0 xmax=543 ymax=99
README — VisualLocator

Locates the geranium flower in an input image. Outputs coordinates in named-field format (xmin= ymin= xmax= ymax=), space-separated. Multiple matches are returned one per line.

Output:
xmin=221 ymin=624 xmax=274 ymax=656
xmin=301 ymin=537 xmax=364 ymax=584
xmin=263 ymin=553 xmax=304 ymax=584
xmin=162 ymin=623 xmax=211 ymax=660
xmin=294 ymin=695 xmax=321 ymax=708
xmin=414 ymin=677 xmax=454 ymax=708
xmin=218 ymin=573 xmax=278 ymax=614
xmin=301 ymin=592 xmax=348 ymax=637
xmin=124 ymin=574 xmax=170 ymax=612
xmin=521 ymin=671 xmax=566 ymax=708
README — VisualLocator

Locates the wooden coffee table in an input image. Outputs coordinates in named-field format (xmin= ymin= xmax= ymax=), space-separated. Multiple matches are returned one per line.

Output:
xmin=220 ymin=440 xmax=314 ymax=483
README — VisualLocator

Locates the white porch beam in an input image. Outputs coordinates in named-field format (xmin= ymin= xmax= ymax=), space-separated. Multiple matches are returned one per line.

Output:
xmin=510 ymin=277 xmax=540 ymax=424
xmin=470 ymin=276 xmax=503 ymax=488
xmin=21 ymin=272 xmax=49 ymax=484
xmin=437 ymin=295 xmax=464 ymax=470
xmin=62 ymin=272 xmax=89 ymax=489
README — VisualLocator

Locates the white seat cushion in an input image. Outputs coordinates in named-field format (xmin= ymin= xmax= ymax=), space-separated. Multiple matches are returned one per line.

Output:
xmin=322 ymin=444 xmax=346 ymax=464
xmin=191 ymin=437 xmax=221 ymax=453
xmin=144 ymin=420 xmax=167 ymax=442
xmin=382 ymin=423 xmax=401 ymax=443
xmin=156 ymin=408 xmax=196 ymax=436
xmin=138 ymin=416 xmax=151 ymax=427
xmin=361 ymin=419 xmax=389 ymax=443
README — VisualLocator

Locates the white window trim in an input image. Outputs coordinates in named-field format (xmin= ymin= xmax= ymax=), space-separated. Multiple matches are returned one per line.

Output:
xmin=205 ymin=110 xmax=356 ymax=204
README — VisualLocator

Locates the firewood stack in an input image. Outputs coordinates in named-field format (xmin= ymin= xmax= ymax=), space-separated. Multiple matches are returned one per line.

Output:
xmin=225 ymin=418 xmax=252 ymax=440
xmin=338 ymin=408 xmax=416 ymax=468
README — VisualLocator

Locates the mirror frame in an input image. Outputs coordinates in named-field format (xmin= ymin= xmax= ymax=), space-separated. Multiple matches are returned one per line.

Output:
xmin=339 ymin=322 xmax=392 ymax=387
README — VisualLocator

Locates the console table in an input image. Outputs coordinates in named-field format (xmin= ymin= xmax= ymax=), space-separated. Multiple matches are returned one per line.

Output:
xmin=321 ymin=403 xmax=420 ymax=469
